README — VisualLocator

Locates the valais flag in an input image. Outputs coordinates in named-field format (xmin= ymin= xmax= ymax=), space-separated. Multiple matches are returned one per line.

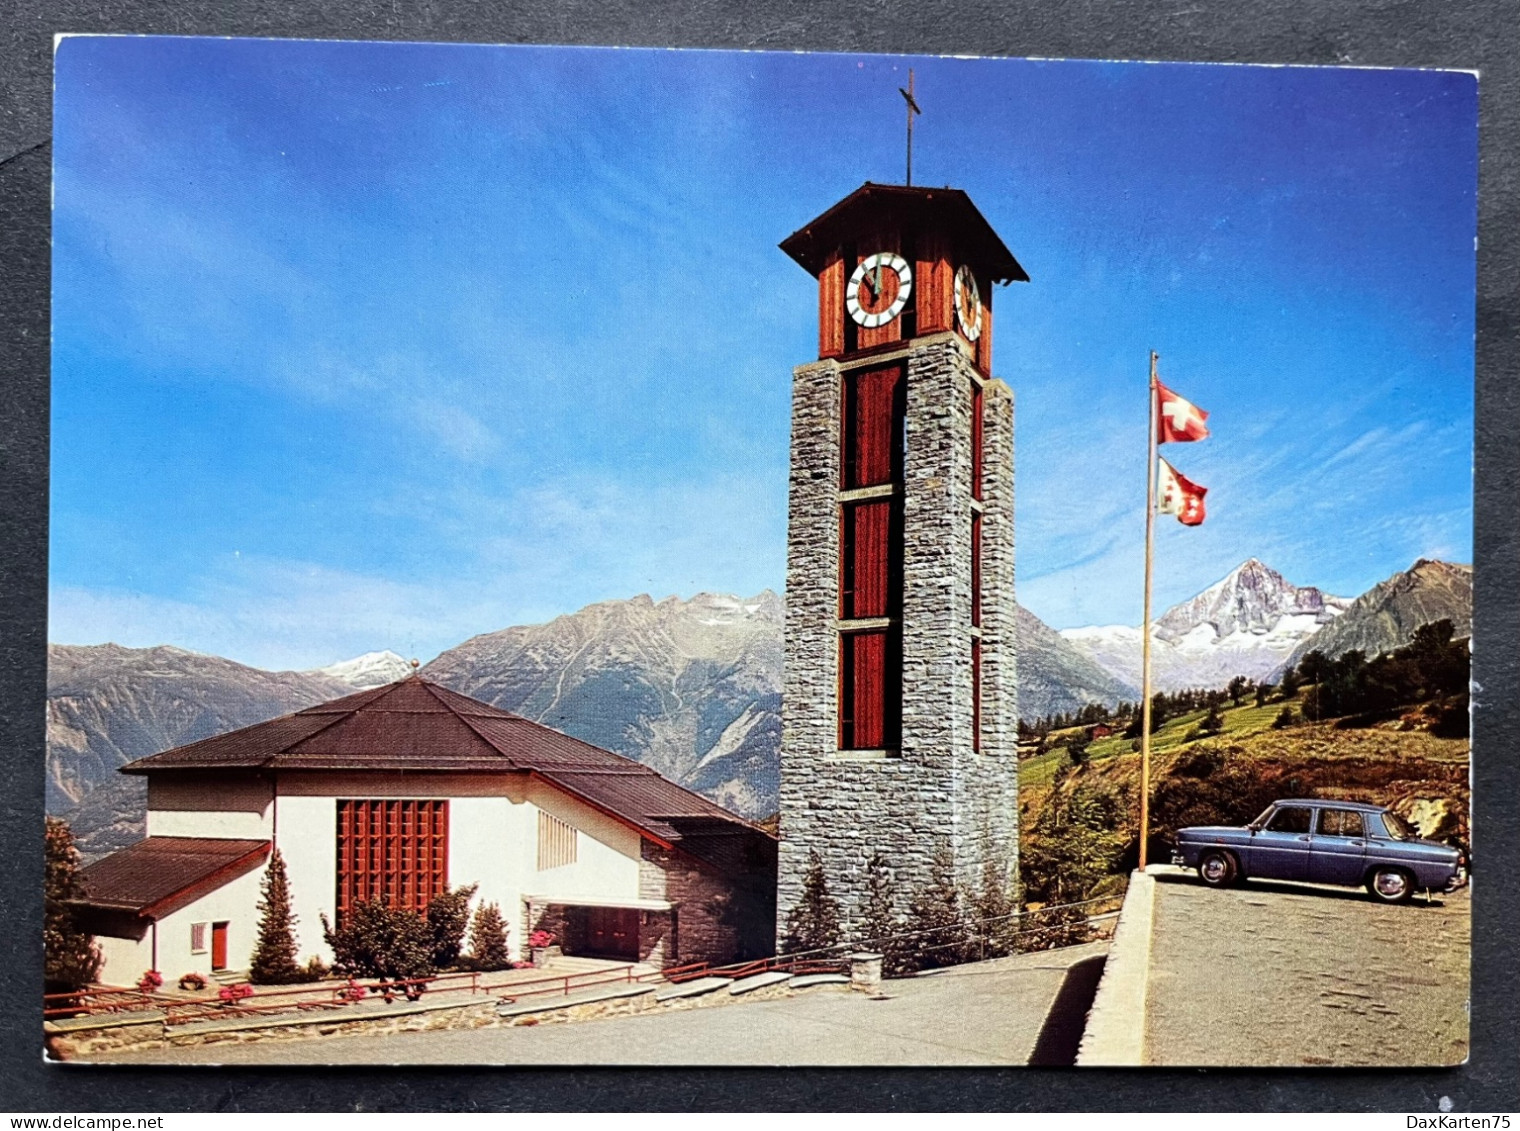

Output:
xmin=1158 ymin=458 xmax=1207 ymax=526
xmin=1155 ymin=379 xmax=1210 ymax=443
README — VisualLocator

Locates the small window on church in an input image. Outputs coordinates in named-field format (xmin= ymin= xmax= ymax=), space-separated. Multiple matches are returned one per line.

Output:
xmin=538 ymin=811 xmax=578 ymax=870
xmin=190 ymin=922 xmax=208 ymax=954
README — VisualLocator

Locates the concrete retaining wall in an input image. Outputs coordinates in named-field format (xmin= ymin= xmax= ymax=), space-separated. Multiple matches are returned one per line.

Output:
xmin=1076 ymin=870 xmax=1155 ymax=1066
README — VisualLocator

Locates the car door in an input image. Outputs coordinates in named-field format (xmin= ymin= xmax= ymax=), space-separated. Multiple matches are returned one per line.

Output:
xmin=1247 ymin=805 xmax=1313 ymax=880
xmin=1308 ymin=808 xmax=1368 ymax=886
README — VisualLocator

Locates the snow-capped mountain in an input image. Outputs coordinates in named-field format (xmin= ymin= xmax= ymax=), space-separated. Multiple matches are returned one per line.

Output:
xmin=311 ymin=650 xmax=415 ymax=689
xmin=1061 ymin=559 xmax=1351 ymax=692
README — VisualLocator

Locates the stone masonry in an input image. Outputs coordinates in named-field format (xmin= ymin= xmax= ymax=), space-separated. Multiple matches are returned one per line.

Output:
xmin=778 ymin=331 xmax=1017 ymax=937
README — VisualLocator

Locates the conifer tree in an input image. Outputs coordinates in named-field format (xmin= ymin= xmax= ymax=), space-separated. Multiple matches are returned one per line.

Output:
xmin=781 ymin=850 xmax=842 ymax=954
xmin=859 ymin=852 xmax=915 ymax=975
xmin=972 ymin=858 xmax=1018 ymax=959
xmin=250 ymin=847 xmax=303 ymax=984
xmin=44 ymin=817 xmax=101 ymax=993
xmin=901 ymin=848 xmax=971 ymax=972
xmin=466 ymin=901 xmax=512 ymax=970
xmin=426 ymin=883 xmax=478 ymax=968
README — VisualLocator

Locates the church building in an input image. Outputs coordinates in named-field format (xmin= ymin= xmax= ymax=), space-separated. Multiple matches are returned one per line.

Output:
xmin=71 ymin=677 xmax=777 ymax=984
xmin=776 ymin=182 xmax=1024 ymax=931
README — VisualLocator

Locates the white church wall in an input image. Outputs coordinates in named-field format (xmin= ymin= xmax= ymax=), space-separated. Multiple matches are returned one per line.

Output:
xmin=275 ymin=792 xmax=338 ymax=966
xmin=95 ymin=933 xmax=150 ymax=987
xmin=146 ymin=775 xmax=273 ymax=839
xmin=523 ymin=782 xmax=643 ymax=903
xmin=141 ymin=771 xmax=656 ymax=968
xmin=153 ymin=862 xmax=267 ymax=981
xmin=447 ymin=795 xmax=524 ymax=951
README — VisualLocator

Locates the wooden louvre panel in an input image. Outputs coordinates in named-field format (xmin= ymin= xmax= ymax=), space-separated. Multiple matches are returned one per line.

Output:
xmin=975 ymin=293 xmax=994 ymax=375
xmin=915 ymin=230 xmax=952 ymax=334
xmin=842 ymin=363 xmax=905 ymax=489
xmin=971 ymin=380 xmax=985 ymax=501
xmin=841 ymin=499 xmax=897 ymax=619
xmin=972 ymin=636 xmax=983 ymax=754
xmin=971 ymin=511 xmax=983 ymax=628
xmin=818 ymin=249 xmax=846 ymax=359
xmin=839 ymin=630 xmax=901 ymax=750
xmin=537 ymin=810 xmax=578 ymax=871
xmin=336 ymin=799 xmax=448 ymax=922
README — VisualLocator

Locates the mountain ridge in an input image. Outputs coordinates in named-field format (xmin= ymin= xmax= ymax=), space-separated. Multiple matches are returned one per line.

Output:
xmin=1060 ymin=559 xmax=1350 ymax=692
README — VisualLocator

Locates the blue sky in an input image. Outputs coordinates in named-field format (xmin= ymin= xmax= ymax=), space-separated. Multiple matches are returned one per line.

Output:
xmin=50 ymin=39 xmax=1477 ymax=670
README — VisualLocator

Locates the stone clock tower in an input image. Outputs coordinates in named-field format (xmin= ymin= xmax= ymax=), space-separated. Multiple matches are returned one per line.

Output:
xmin=776 ymin=182 xmax=1026 ymax=937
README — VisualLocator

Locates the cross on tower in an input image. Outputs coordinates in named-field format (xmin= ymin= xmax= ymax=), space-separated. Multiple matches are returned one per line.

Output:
xmin=899 ymin=69 xmax=921 ymax=186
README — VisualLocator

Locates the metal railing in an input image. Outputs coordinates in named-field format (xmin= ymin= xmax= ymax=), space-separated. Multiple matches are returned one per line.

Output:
xmin=46 ymin=895 xmax=1126 ymax=1024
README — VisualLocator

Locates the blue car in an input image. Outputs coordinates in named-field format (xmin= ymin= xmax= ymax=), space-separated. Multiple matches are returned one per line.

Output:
xmin=1171 ymin=798 xmax=1466 ymax=903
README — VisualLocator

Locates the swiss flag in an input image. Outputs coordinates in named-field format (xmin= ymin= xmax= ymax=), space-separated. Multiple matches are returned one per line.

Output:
xmin=1156 ymin=380 xmax=1210 ymax=443
xmin=1158 ymin=458 xmax=1207 ymax=526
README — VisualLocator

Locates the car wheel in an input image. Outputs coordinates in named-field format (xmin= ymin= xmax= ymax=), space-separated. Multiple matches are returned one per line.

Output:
xmin=1198 ymin=849 xmax=1237 ymax=887
xmin=1367 ymin=867 xmax=1414 ymax=903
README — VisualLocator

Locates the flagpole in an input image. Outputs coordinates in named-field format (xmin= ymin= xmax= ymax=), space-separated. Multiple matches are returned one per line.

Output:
xmin=1139 ymin=350 xmax=1159 ymax=872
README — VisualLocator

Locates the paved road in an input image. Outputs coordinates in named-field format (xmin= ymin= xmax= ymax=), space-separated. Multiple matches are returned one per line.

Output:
xmin=96 ymin=941 xmax=1109 ymax=1066
xmin=1143 ymin=876 xmax=1469 ymax=1067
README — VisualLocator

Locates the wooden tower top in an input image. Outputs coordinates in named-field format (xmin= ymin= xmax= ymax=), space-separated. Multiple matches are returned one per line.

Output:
xmin=780 ymin=182 xmax=1028 ymax=372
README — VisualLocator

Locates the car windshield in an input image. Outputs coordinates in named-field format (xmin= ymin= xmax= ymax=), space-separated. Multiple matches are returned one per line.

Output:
xmin=1376 ymin=810 xmax=1417 ymax=840
xmin=1248 ymin=804 xmax=1277 ymax=830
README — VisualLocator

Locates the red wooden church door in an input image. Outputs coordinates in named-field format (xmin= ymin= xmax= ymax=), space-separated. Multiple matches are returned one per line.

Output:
xmin=585 ymin=907 xmax=639 ymax=960
xmin=211 ymin=921 xmax=229 ymax=971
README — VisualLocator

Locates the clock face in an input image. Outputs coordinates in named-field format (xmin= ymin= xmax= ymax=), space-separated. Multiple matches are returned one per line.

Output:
xmin=954 ymin=264 xmax=983 ymax=341
xmin=846 ymin=252 xmax=913 ymax=329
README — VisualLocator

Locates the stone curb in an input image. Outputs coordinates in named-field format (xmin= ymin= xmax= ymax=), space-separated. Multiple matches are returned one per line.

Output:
xmin=1076 ymin=870 xmax=1155 ymax=1066
xmin=727 ymin=971 xmax=793 ymax=995
xmin=45 ymin=1009 xmax=165 ymax=1034
xmin=787 ymin=973 xmax=850 ymax=989
xmin=653 ymin=976 xmax=733 ymax=1002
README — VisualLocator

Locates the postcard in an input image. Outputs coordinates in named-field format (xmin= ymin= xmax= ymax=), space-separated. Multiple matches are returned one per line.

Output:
xmin=43 ymin=36 xmax=1475 ymax=1068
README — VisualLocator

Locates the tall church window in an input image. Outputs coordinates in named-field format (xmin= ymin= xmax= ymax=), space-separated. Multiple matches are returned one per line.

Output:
xmin=336 ymin=799 xmax=448 ymax=921
xmin=840 ymin=630 xmax=902 ymax=750
xmin=842 ymin=364 xmax=905 ymax=488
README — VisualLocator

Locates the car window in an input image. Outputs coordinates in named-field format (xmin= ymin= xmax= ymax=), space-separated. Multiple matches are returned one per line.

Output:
xmin=1265 ymin=806 xmax=1312 ymax=834
xmin=1372 ymin=810 xmax=1415 ymax=840
xmin=1318 ymin=809 xmax=1365 ymax=838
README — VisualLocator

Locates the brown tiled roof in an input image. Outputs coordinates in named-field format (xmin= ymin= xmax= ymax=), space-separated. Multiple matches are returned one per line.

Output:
xmin=73 ymin=837 xmax=270 ymax=920
xmin=780 ymin=182 xmax=1029 ymax=284
xmin=120 ymin=677 xmax=771 ymax=859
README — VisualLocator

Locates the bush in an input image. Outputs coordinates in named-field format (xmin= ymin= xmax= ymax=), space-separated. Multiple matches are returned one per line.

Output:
xmin=1020 ymin=785 xmax=1126 ymax=905
xmin=250 ymin=848 xmax=304 ymax=985
xmin=1272 ymin=705 xmax=1297 ymax=729
xmin=302 ymin=955 xmax=330 ymax=981
xmin=321 ymin=900 xmax=437 ymax=979
xmin=465 ymin=902 xmax=512 ymax=971
xmin=1016 ymin=902 xmax=1092 ymax=952
xmin=177 ymin=972 xmax=207 ymax=991
xmin=781 ymin=851 xmax=842 ymax=954
xmin=426 ymin=884 xmax=478 ymax=969
xmin=1198 ymin=702 xmax=1225 ymax=735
